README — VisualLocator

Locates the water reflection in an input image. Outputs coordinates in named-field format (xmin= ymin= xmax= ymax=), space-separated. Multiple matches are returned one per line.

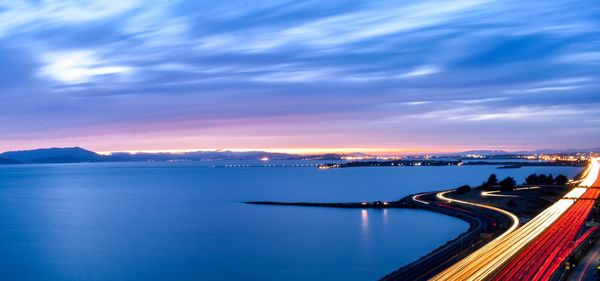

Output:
xmin=360 ymin=209 xmax=369 ymax=242
xmin=361 ymin=209 xmax=368 ymax=227
xmin=383 ymin=208 xmax=389 ymax=225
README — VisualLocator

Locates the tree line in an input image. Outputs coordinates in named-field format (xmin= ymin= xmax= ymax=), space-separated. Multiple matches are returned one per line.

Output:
xmin=455 ymin=173 xmax=570 ymax=194
xmin=524 ymin=173 xmax=568 ymax=185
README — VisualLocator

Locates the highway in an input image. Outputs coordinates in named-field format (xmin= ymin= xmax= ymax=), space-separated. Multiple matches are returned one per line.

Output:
xmin=381 ymin=191 xmax=515 ymax=281
xmin=431 ymin=158 xmax=600 ymax=281
xmin=493 ymin=158 xmax=600 ymax=280
xmin=436 ymin=190 xmax=520 ymax=240
xmin=412 ymin=193 xmax=431 ymax=205
xmin=569 ymin=238 xmax=600 ymax=281
xmin=480 ymin=186 xmax=539 ymax=198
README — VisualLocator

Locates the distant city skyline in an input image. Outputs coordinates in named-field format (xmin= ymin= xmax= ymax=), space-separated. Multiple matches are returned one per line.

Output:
xmin=2 ymin=145 xmax=599 ymax=156
xmin=2 ymin=1 xmax=599 ymax=153
xmin=95 ymin=146 xmax=600 ymax=156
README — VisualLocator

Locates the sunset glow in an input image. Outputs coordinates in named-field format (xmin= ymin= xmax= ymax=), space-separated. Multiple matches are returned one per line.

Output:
xmin=1 ymin=0 xmax=599 ymax=153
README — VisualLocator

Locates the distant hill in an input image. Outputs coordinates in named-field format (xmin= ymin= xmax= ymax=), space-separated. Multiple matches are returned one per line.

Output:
xmin=303 ymin=153 xmax=351 ymax=160
xmin=105 ymin=150 xmax=299 ymax=162
xmin=0 ymin=147 xmax=356 ymax=164
xmin=514 ymin=148 xmax=600 ymax=154
xmin=1 ymin=146 xmax=598 ymax=165
xmin=457 ymin=150 xmax=510 ymax=156
xmin=441 ymin=150 xmax=512 ymax=156
xmin=0 ymin=147 xmax=103 ymax=163
xmin=0 ymin=157 xmax=20 ymax=164
xmin=106 ymin=151 xmax=356 ymax=161
xmin=448 ymin=148 xmax=600 ymax=156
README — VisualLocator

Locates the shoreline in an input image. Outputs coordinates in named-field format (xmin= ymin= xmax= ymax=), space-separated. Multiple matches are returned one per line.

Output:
xmin=246 ymin=191 xmax=515 ymax=280
xmin=318 ymin=159 xmax=585 ymax=169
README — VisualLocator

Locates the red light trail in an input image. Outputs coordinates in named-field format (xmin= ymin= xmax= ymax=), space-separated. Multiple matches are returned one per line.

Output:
xmin=493 ymin=177 xmax=600 ymax=280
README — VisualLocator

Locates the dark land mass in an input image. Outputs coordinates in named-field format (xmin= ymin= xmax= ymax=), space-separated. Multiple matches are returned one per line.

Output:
xmin=444 ymin=148 xmax=600 ymax=156
xmin=246 ymin=200 xmax=403 ymax=208
xmin=318 ymin=160 xmax=586 ymax=169
xmin=0 ymin=147 xmax=103 ymax=163
xmin=0 ymin=147 xmax=350 ymax=164
xmin=0 ymin=157 xmax=20 ymax=164
xmin=466 ymin=160 xmax=587 ymax=167
xmin=0 ymin=146 xmax=597 ymax=165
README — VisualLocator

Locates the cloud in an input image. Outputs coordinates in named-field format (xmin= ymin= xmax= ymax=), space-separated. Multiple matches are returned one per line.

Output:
xmin=0 ymin=0 xmax=140 ymax=37
xmin=251 ymin=70 xmax=338 ymax=83
xmin=279 ymin=0 xmax=490 ymax=47
xmin=404 ymin=101 xmax=433 ymax=106
xmin=39 ymin=50 xmax=133 ymax=84
xmin=452 ymin=97 xmax=507 ymax=104
xmin=1 ymin=0 xmax=600 ymax=151
xmin=397 ymin=66 xmax=441 ymax=78
xmin=522 ymin=85 xmax=584 ymax=93
xmin=417 ymin=105 xmax=585 ymax=122
xmin=557 ymin=52 xmax=600 ymax=64
xmin=505 ymin=77 xmax=594 ymax=94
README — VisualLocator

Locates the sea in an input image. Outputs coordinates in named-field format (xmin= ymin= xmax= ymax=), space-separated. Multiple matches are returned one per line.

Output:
xmin=0 ymin=161 xmax=582 ymax=280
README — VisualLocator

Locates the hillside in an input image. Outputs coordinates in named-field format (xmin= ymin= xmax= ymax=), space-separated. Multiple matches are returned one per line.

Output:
xmin=0 ymin=147 xmax=103 ymax=163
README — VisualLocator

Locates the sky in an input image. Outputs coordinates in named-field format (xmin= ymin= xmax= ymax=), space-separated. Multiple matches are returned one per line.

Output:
xmin=1 ymin=0 xmax=600 ymax=154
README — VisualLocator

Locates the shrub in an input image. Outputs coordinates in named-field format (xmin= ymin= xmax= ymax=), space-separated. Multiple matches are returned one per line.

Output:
xmin=499 ymin=176 xmax=516 ymax=190
xmin=554 ymin=174 xmax=569 ymax=185
xmin=455 ymin=185 xmax=471 ymax=194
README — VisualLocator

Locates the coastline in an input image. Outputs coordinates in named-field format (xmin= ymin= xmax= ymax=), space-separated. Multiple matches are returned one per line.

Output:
xmin=246 ymin=190 xmax=515 ymax=281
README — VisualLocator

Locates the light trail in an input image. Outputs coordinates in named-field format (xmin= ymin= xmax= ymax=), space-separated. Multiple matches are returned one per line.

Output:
xmin=432 ymin=193 xmax=574 ymax=280
xmin=436 ymin=191 xmax=520 ymax=239
xmin=493 ymin=158 xmax=600 ymax=280
xmin=494 ymin=188 xmax=599 ymax=280
xmin=431 ymin=158 xmax=599 ymax=281
xmin=412 ymin=192 xmax=431 ymax=205
xmin=481 ymin=187 xmax=540 ymax=198
xmin=580 ymin=158 xmax=600 ymax=187
xmin=481 ymin=190 xmax=517 ymax=198
xmin=571 ymin=162 xmax=594 ymax=185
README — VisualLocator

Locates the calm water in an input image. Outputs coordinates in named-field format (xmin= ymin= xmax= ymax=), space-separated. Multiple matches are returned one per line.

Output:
xmin=0 ymin=162 xmax=582 ymax=280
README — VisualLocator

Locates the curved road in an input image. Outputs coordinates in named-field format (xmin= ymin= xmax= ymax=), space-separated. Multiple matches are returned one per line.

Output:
xmin=381 ymin=191 xmax=514 ymax=281
xmin=431 ymin=158 xmax=599 ymax=281
xmin=436 ymin=190 xmax=520 ymax=240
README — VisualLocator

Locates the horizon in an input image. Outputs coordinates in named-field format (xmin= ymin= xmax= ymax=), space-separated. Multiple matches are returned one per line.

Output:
xmin=1 ymin=145 xmax=598 ymax=156
xmin=1 ymin=1 xmax=600 ymax=151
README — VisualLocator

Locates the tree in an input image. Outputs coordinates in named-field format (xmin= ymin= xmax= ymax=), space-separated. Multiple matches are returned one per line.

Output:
xmin=555 ymin=174 xmax=569 ymax=185
xmin=548 ymin=174 xmax=554 ymax=185
xmin=538 ymin=174 xmax=548 ymax=185
xmin=455 ymin=185 xmax=471 ymax=194
xmin=484 ymin=174 xmax=498 ymax=187
xmin=525 ymin=173 xmax=539 ymax=185
xmin=499 ymin=176 xmax=516 ymax=190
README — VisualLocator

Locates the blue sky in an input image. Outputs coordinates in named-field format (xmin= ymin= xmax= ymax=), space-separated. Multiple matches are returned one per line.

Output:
xmin=1 ymin=0 xmax=599 ymax=153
